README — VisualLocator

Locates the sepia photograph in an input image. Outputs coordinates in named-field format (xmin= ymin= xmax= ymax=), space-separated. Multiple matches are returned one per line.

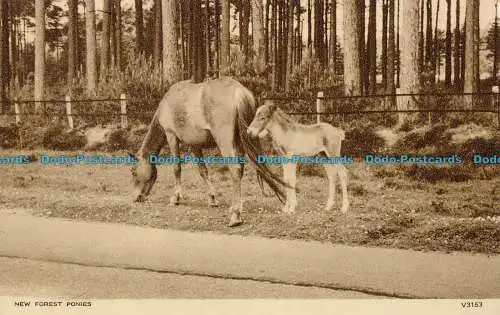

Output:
xmin=0 ymin=0 xmax=499 ymax=314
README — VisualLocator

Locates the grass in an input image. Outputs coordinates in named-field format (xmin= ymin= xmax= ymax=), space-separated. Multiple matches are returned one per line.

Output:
xmin=0 ymin=148 xmax=499 ymax=255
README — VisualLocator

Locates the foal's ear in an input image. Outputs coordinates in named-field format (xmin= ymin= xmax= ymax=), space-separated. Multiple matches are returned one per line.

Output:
xmin=265 ymin=100 xmax=277 ymax=113
xmin=270 ymin=104 xmax=278 ymax=114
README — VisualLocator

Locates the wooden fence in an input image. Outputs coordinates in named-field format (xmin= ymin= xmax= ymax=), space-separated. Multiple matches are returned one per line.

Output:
xmin=2 ymin=88 xmax=499 ymax=128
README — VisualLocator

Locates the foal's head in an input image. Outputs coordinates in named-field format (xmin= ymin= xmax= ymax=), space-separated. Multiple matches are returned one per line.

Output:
xmin=247 ymin=101 xmax=277 ymax=138
xmin=128 ymin=152 xmax=158 ymax=202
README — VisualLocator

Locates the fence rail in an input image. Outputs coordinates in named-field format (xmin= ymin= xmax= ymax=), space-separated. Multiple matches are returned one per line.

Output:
xmin=1 ymin=90 xmax=499 ymax=127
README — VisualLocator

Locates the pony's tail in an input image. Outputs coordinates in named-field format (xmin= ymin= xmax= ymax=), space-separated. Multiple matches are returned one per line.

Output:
xmin=236 ymin=90 xmax=288 ymax=204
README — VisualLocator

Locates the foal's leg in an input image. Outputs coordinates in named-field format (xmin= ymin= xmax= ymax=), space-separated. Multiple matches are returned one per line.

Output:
xmin=338 ymin=164 xmax=349 ymax=213
xmin=192 ymin=147 xmax=219 ymax=207
xmin=324 ymin=164 xmax=338 ymax=211
xmin=282 ymin=162 xmax=297 ymax=213
xmin=166 ymin=132 xmax=183 ymax=205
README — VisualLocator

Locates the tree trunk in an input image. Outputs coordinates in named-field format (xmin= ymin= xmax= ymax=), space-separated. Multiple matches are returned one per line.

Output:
xmin=252 ymin=0 xmax=266 ymax=74
xmin=494 ymin=0 xmax=498 ymax=83
xmin=191 ymin=0 xmax=205 ymax=82
xmin=101 ymin=0 xmax=110 ymax=76
xmin=214 ymin=0 xmax=220 ymax=76
xmin=295 ymin=0 xmax=301 ymax=65
xmin=285 ymin=0 xmax=294 ymax=91
xmin=463 ymin=0 xmax=479 ymax=107
xmin=343 ymin=0 xmax=362 ymax=95
xmin=382 ymin=0 xmax=388 ymax=91
xmin=110 ymin=0 xmax=116 ymax=66
xmin=68 ymin=0 xmax=77 ymax=86
xmin=9 ymin=4 xmax=16 ymax=90
xmin=153 ymin=0 xmax=162 ymax=65
xmin=35 ymin=0 xmax=45 ymax=110
xmin=445 ymin=0 xmax=452 ymax=86
xmin=396 ymin=0 xmax=400 ymax=86
xmin=0 ymin=0 xmax=9 ymax=113
xmin=271 ymin=0 xmax=277 ymax=90
xmin=205 ymin=0 xmax=211 ymax=74
xmin=399 ymin=0 xmax=420 ymax=122
xmin=135 ymin=0 xmax=144 ymax=54
xmin=367 ymin=0 xmax=377 ymax=94
xmin=433 ymin=0 xmax=440 ymax=85
xmin=162 ymin=0 xmax=180 ymax=84
xmin=454 ymin=0 xmax=461 ymax=86
xmin=279 ymin=1 xmax=285 ymax=84
xmin=357 ymin=0 xmax=365 ymax=94
xmin=314 ymin=0 xmax=324 ymax=64
xmin=418 ymin=0 xmax=424 ymax=75
xmin=425 ymin=0 xmax=432 ymax=65
xmin=328 ymin=0 xmax=336 ymax=73
xmin=221 ymin=0 xmax=230 ymax=75
xmin=115 ymin=0 xmax=122 ymax=70
xmin=241 ymin=0 xmax=250 ymax=60
xmin=85 ymin=0 xmax=97 ymax=96
xmin=388 ymin=0 xmax=396 ymax=95
xmin=179 ymin=1 xmax=186 ymax=77
xmin=324 ymin=0 xmax=328 ymax=63
xmin=307 ymin=0 xmax=312 ymax=54
xmin=264 ymin=0 xmax=269 ymax=64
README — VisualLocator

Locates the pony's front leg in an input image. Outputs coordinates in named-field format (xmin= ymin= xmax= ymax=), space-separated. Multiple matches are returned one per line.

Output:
xmin=282 ymin=163 xmax=297 ymax=213
xmin=166 ymin=133 xmax=183 ymax=206
xmin=192 ymin=147 xmax=219 ymax=207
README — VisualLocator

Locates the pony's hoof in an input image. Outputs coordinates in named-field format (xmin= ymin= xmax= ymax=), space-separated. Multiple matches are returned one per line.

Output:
xmin=208 ymin=198 xmax=219 ymax=207
xmin=228 ymin=215 xmax=243 ymax=227
xmin=134 ymin=195 xmax=146 ymax=203
xmin=169 ymin=196 xmax=180 ymax=206
xmin=282 ymin=206 xmax=295 ymax=214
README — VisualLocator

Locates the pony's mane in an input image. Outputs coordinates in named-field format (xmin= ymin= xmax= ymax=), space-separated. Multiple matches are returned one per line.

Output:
xmin=137 ymin=112 xmax=167 ymax=159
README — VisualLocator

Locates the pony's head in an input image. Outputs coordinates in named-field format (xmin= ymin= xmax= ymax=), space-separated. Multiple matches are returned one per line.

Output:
xmin=129 ymin=152 xmax=157 ymax=202
xmin=247 ymin=100 xmax=276 ymax=138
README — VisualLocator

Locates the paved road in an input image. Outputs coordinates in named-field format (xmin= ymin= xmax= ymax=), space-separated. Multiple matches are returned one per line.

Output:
xmin=1 ymin=211 xmax=499 ymax=298
xmin=0 ymin=257 xmax=374 ymax=298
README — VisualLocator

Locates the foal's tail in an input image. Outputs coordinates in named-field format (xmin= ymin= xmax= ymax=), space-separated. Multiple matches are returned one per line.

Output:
xmin=236 ymin=89 xmax=288 ymax=204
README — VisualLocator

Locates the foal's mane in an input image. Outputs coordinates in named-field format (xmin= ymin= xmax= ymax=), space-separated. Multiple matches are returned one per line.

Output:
xmin=273 ymin=108 xmax=296 ymax=129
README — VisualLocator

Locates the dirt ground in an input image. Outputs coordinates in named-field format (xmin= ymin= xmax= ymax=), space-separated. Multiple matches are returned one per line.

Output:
xmin=0 ymin=149 xmax=499 ymax=254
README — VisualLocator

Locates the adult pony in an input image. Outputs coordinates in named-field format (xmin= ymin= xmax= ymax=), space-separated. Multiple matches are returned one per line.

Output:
xmin=130 ymin=77 xmax=288 ymax=227
xmin=247 ymin=101 xmax=349 ymax=214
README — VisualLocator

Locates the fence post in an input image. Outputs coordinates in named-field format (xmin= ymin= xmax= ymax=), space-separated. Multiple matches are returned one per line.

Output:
xmin=65 ymin=95 xmax=74 ymax=129
xmin=316 ymin=91 xmax=324 ymax=124
xmin=494 ymin=86 xmax=500 ymax=127
xmin=14 ymin=98 xmax=21 ymax=124
xmin=120 ymin=93 xmax=128 ymax=129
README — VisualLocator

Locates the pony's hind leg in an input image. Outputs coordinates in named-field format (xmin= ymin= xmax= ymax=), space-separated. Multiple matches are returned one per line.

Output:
xmin=166 ymin=132 xmax=183 ymax=206
xmin=192 ymin=147 xmax=219 ymax=207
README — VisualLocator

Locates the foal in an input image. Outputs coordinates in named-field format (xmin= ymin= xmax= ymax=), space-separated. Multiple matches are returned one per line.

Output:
xmin=247 ymin=102 xmax=349 ymax=214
